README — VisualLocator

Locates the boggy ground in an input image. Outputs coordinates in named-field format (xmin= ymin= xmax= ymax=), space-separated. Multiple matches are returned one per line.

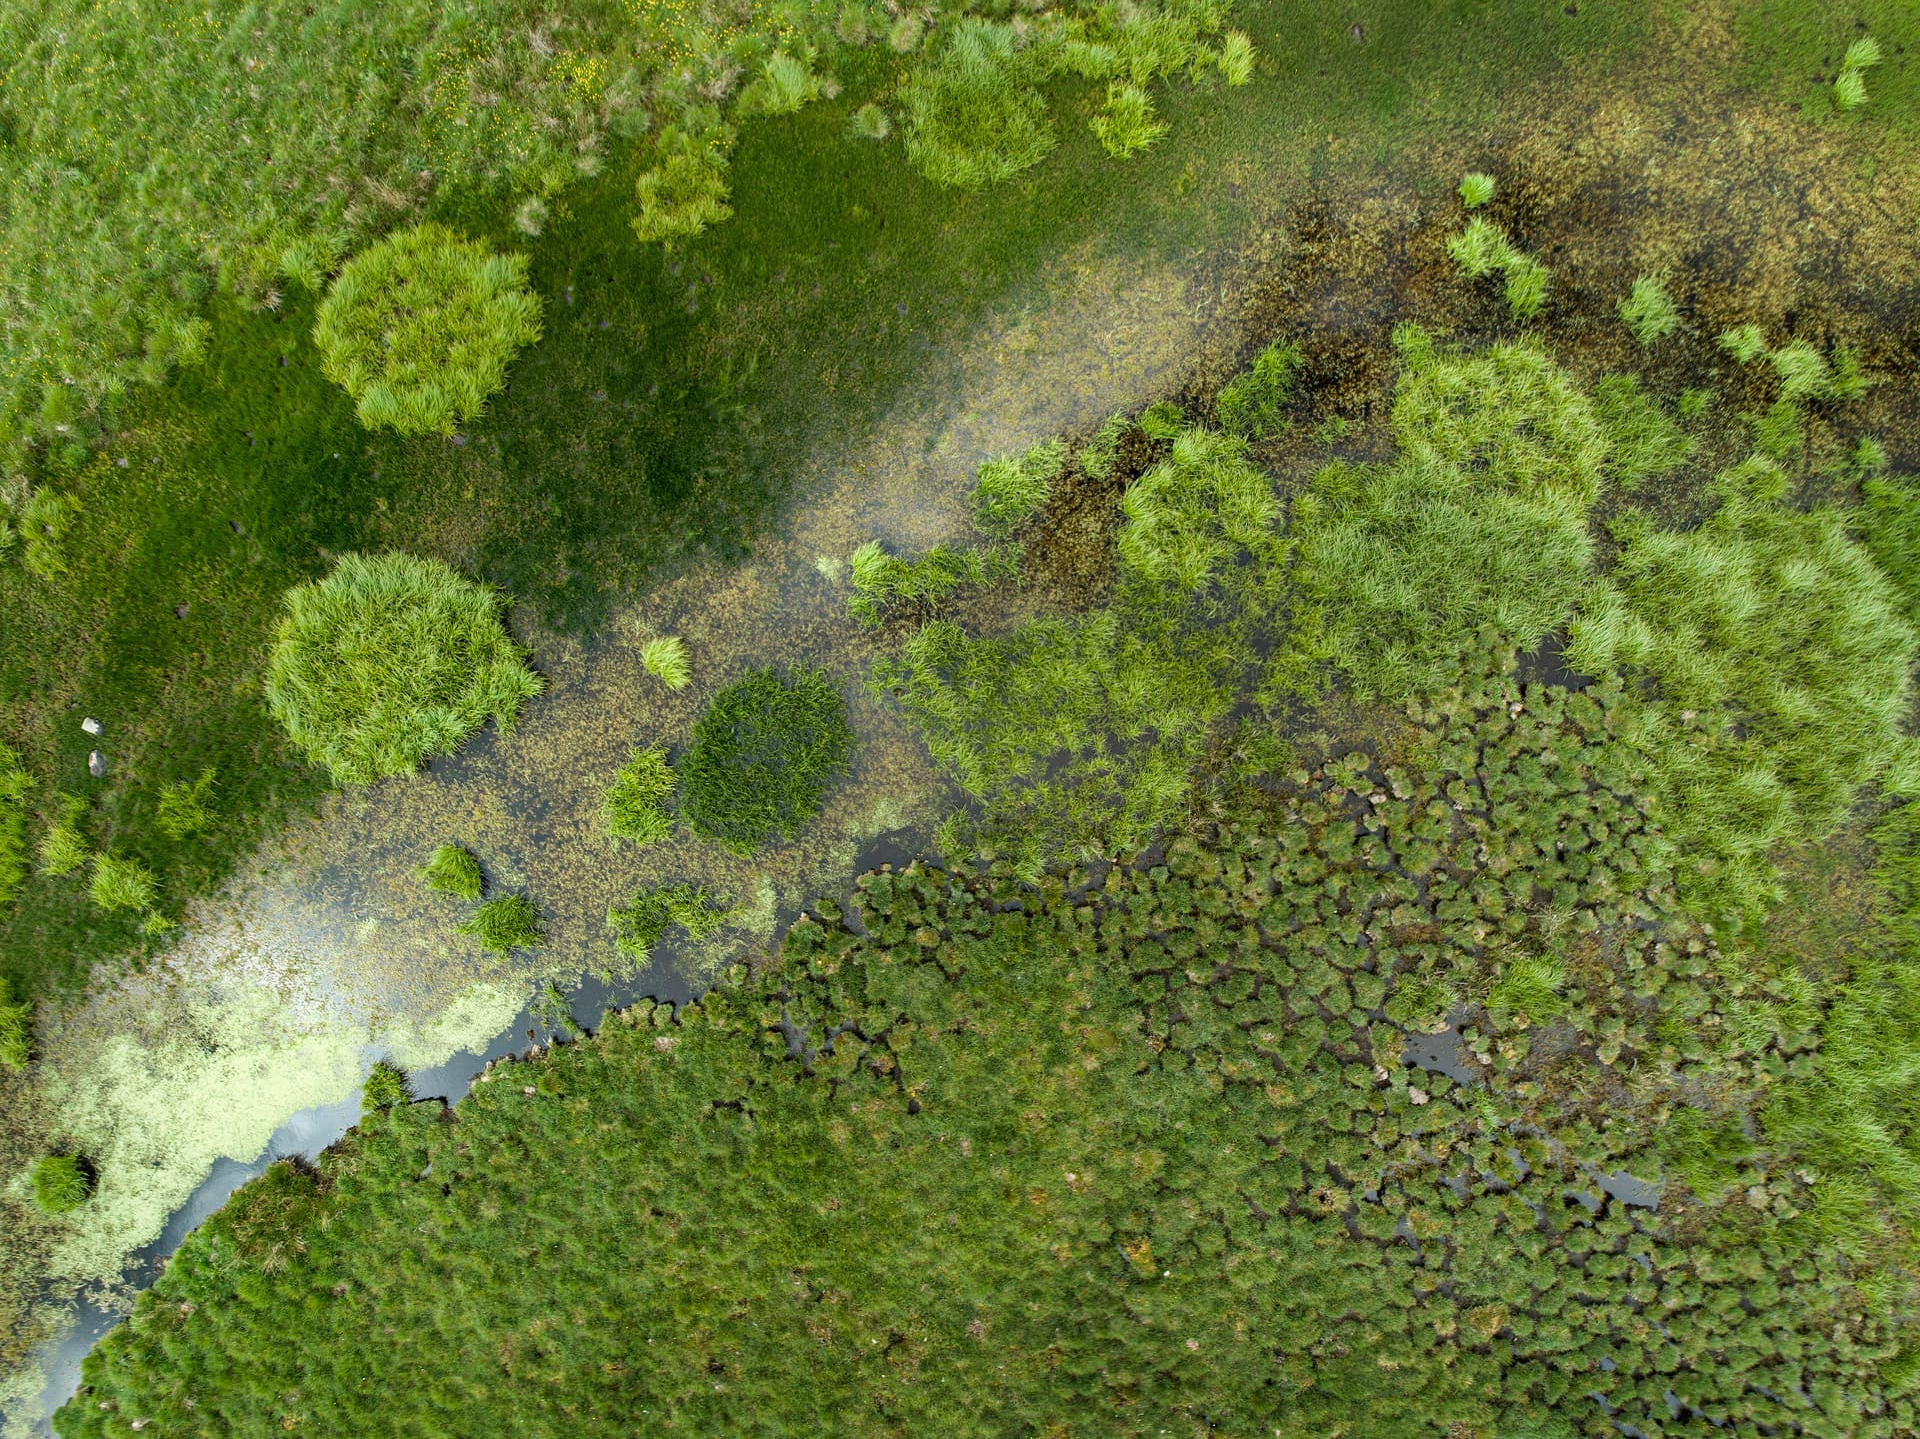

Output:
xmin=8 ymin=1 xmax=1920 ymax=1428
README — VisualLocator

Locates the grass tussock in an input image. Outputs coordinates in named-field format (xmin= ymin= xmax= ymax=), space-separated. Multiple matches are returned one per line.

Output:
xmin=1214 ymin=339 xmax=1302 ymax=440
xmin=457 ymin=893 xmax=544 ymax=954
xmin=0 ymin=741 xmax=28 ymax=909
xmin=29 ymin=1155 xmax=92 ymax=1216
xmin=681 ymin=668 xmax=855 ymax=856
xmin=87 ymin=854 xmax=155 ymax=914
xmin=640 ymin=636 xmax=692 ymax=691
xmin=973 ymin=440 xmax=1067 ymax=540
xmin=603 ymin=746 xmax=678 ymax=847
xmin=153 ymin=769 xmax=217 ymax=842
xmin=265 ymin=552 xmax=542 ymax=786
xmin=1445 ymin=215 xmax=1552 ymax=320
xmin=314 ymin=224 xmax=542 ymax=437
xmin=1618 ymin=275 xmax=1681 ymax=346
xmin=607 ymin=882 xmax=732 ymax=965
xmin=416 ymin=843 xmax=485 ymax=901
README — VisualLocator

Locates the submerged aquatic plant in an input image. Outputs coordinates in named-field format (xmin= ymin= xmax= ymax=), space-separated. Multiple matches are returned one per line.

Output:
xmin=314 ymin=223 xmax=542 ymax=437
xmin=29 ymin=1155 xmax=93 ymax=1216
xmin=265 ymin=552 xmax=542 ymax=785
xmin=458 ymin=893 xmax=545 ymax=954
xmin=603 ymin=746 xmax=677 ymax=846
xmin=88 ymin=854 xmax=155 ymax=912
xmin=640 ymin=635 xmax=692 ymax=691
xmin=1618 ymin=275 xmax=1680 ymax=346
xmin=681 ymin=667 xmax=855 ymax=854
xmin=417 ymin=843 xmax=485 ymax=901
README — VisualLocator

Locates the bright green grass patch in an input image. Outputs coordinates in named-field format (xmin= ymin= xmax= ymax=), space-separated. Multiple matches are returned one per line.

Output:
xmin=606 ymin=881 xmax=732 ymax=965
xmin=681 ymin=668 xmax=855 ymax=856
xmin=153 ymin=769 xmax=217 ymax=842
xmin=0 ymin=742 xmax=27 ymax=908
xmin=1445 ymin=214 xmax=1552 ymax=320
xmin=1214 ymin=337 xmax=1302 ymax=439
xmin=457 ymin=893 xmax=544 ymax=954
xmin=87 ymin=855 xmax=154 ymax=914
xmin=1592 ymin=373 xmax=1694 ymax=490
xmin=314 ymin=224 xmax=542 ymax=437
xmin=55 ymin=792 xmax=1919 ymax=1437
xmin=361 ymin=1060 xmax=412 ymax=1115
xmin=1118 ymin=425 xmax=1284 ymax=589
xmin=1569 ymin=457 xmax=1920 ymax=918
xmin=265 ymin=552 xmax=542 ymax=785
xmin=603 ymin=746 xmax=678 ymax=847
xmin=417 ymin=843 xmax=486 ymax=902
xmin=1457 ymin=170 xmax=1495 ymax=208
xmin=0 ymin=976 xmax=29 ymax=1069
xmin=639 ymin=636 xmax=692 ymax=691
xmin=972 ymin=439 xmax=1067 ymax=540
xmin=36 ymin=799 xmax=89 ymax=879
xmin=1860 ymin=470 xmax=1920 ymax=620
xmin=847 ymin=541 xmax=991 ymax=625
xmin=1090 ymin=82 xmax=1170 ymax=158
xmin=29 ymin=1155 xmax=92 ymax=1216
xmin=1618 ymin=274 xmax=1680 ymax=346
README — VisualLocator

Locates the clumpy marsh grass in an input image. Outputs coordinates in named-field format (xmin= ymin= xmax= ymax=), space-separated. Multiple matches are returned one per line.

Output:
xmin=457 ymin=894 xmax=545 ymax=955
xmin=417 ymin=843 xmax=486 ymax=902
xmin=639 ymin=636 xmax=692 ymax=691
xmin=603 ymin=747 xmax=678 ymax=847
xmin=265 ymin=552 xmax=542 ymax=786
xmin=681 ymin=668 xmax=855 ymax=856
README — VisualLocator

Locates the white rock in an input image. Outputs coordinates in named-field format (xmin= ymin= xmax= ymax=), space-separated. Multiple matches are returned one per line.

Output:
xmin=88 ymin=750 xmax=106 ymax=778
xmin=81 ymin=717 xmax=101 ymax=735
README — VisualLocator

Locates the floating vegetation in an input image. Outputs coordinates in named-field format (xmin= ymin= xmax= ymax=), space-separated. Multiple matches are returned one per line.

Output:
xmin=265 ymin=552 xmax=542 ymax=785
xmin=458 ymin=893 xmax=545 ymax=954
xmin=681 ymin=668 xmax=856 ymax=855
xmin=416 ymin=843 xmax=486 ymax=901
xmin=602 ymin=746 xmax=678 ymax=847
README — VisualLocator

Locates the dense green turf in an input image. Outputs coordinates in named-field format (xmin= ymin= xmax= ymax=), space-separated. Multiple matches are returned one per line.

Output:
xmin=681 ymin=667 xmax=856 ymax=855
xmin=56 ymin=750 xmax=1920 ymax=1435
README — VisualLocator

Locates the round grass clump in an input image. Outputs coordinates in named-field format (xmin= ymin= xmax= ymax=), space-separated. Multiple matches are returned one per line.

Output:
xmin=681 ymin=667 xmax=854 ymax=855
xmin=458 ymin=893 xmax=544 ymax=954
xmin=417 ymin=843 xmax=485 ymax=901
xmin=29 ymin=1154 xmax=92 ymax=1215
xmin=88 ymin=853 xmax=155 ymax=912
xmin=640 ymin=636 xmax=691 ymax=691
xmin=314 ymin=222 xmax=542 ymax=437
xmin=265 ymin=552 xmax=542 ymax=785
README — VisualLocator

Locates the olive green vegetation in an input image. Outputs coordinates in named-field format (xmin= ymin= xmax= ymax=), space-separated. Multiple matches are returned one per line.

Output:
xmin=416 ymin=843 xmax=486 ymax=902
xmin=28 ymin=1155 xmax=92 ymax=1217
xmin=972 ymin=439 xmax=1067 ymax=540
xmin=265 ymin=552 xmax=542 ymax=785
xmin=602 ymin=746 xmax=678 ymax=847
xmin=312 ymin=224 xmax=543 ymax=436
xmin=457 ymin=893 xmax=544 ymax=955
xmin=58 ymin=785 xmax=1920 ymax=1437
xmin=0 ymin=741 xmax=27 ymax=907
xmin=0 ymin=976 xmax=29 ymax=1070
xmin=606 ymin=881 xmax=733 ymax=966
xmin=0 ymin=0 xmax=1660 ymax=1004
xmin=681 ymin=668 xmax=856 ymax=855
xmin=1617 ymin=275 xmax=1680 ymax=346
xmin=639 ymin=635 xmax=692 ymax=691
xmin=34 ymin=799 xmax=89 ymax=879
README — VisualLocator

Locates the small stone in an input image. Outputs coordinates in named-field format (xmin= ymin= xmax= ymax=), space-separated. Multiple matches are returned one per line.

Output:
xmin=88 ymin=750 xmax=107 ymax=778
xmin=81 ymin=717 xmax=102 ymax=735
xmin=1409 ymin=1087 xmax=1430 ymax=1105
xmin=175 ymin=603 xmax=190 ymax=619
xmin=1349 ymin=21 xmax=1363 ymax=41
